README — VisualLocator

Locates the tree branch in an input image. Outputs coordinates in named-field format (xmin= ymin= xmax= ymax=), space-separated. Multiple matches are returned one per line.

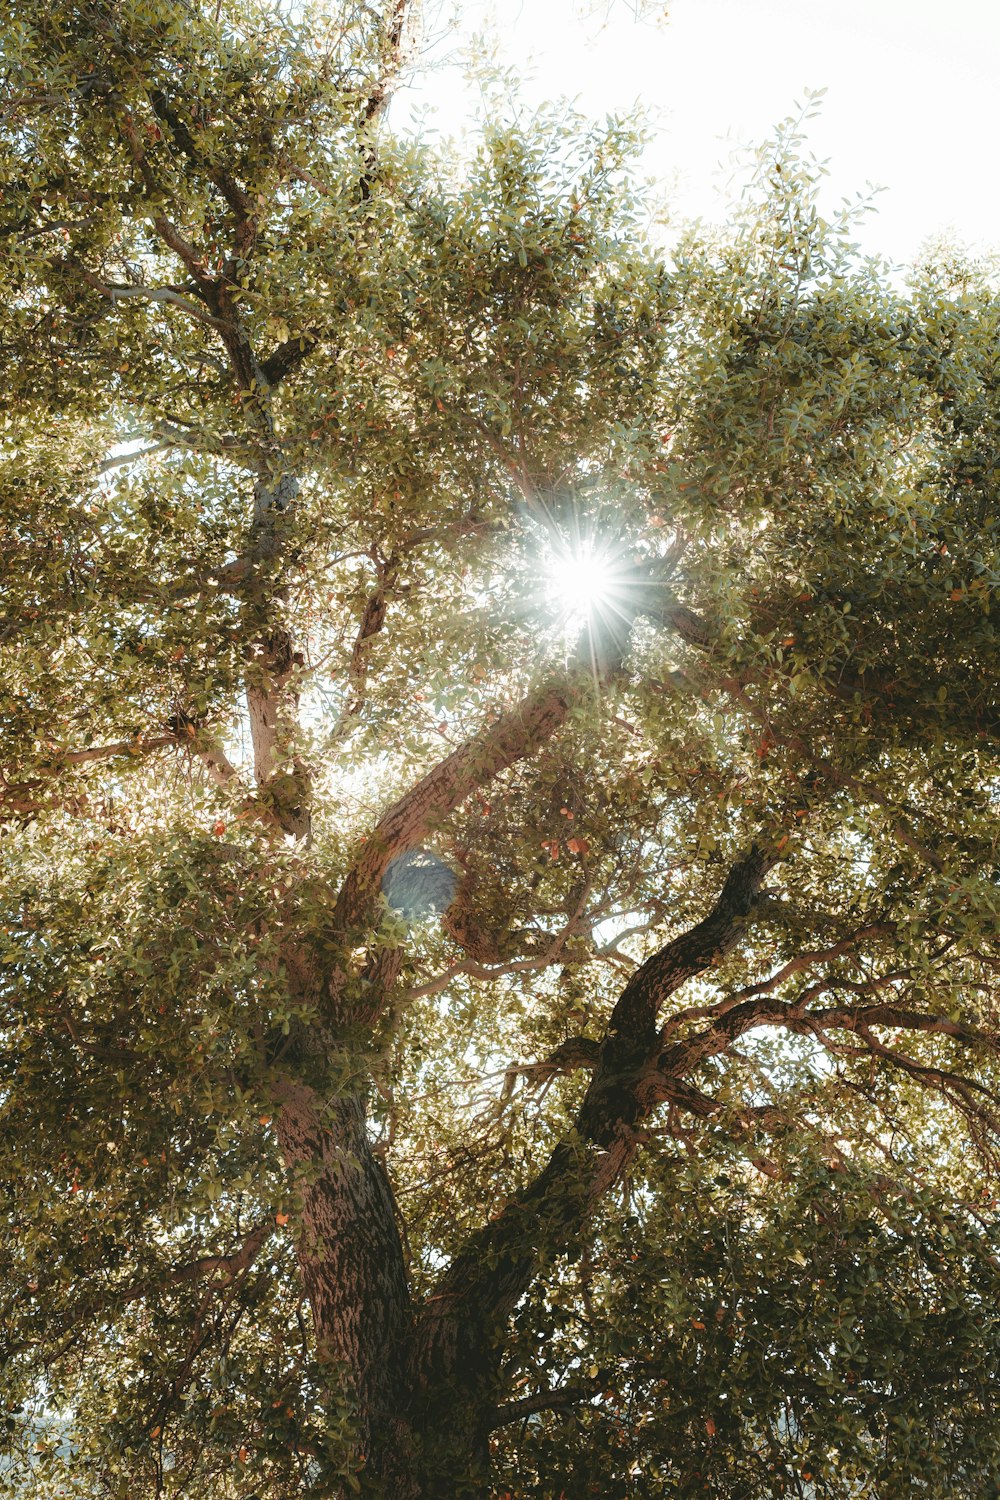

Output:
xmin=148 ymin=90 xmax=255 ymax=224
xmin=0 ymin=732 xmax=246 ymax=822
xmin=332 ymin=570 xmax=660 ymax=941
xmin=361 ymin=0 xmax=413 ymax=127
xmin=14 ymin=1221 xmax=274 ymax=1361
xmin=259 ymin=328 xmax=321 ymax=388
xmin=332 ymin=674 xmax=582 ymax=934
xmin=500 ymin=1035 xmax=601 ymax=1090
xmin=489 ymin=1373 xmax=607 ymax=1430
xmin=412 ymin=845 xmax=778 ymax=1397
xmin=68 ymin=266 xmax=226 ymax=330
xmin=97 ymin=442 xmax=172 ymax=474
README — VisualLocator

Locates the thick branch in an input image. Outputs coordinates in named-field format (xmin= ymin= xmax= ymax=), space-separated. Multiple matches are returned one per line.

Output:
xmin=259 ymin=328 xmax=321 ymax=388
xmin=333 ymin=572 xmax=657 ymax=938
xmin=412 ymin=845 xmax=777 ymax=1401
xmin=576 ymin=845 xmax=779 ymax=1146
xmin=501 ymin=1035 xmax=601 ymax=1090
xmin=332 ymin=675 xmax=581 ymax=932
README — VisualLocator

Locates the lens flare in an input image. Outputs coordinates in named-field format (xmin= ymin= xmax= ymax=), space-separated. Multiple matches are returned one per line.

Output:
xmin=547 ymin=540 xmax=617 ymax=625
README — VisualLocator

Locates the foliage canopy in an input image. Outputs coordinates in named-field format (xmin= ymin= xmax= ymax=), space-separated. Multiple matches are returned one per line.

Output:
xmin=2 ymin=2 xmax=1000 ymax=1496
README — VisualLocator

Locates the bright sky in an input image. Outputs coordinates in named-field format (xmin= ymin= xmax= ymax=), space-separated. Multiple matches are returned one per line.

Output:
xmin=393 ymin=0 xmax=1000 ymax=266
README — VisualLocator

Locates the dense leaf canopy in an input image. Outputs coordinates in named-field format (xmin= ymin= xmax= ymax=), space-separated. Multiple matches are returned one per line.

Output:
xmin=1 ymin=3 xmax=1000 ymax=1496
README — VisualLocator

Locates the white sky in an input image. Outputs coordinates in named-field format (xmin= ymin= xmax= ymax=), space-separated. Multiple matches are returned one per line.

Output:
xmin=393 ymin=0 xmax=1000 ymax=266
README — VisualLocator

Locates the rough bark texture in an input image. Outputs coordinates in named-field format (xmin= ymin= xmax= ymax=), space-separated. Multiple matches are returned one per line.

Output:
xmin=274 ymin=1078 xmax=414 ymax=1479
xmin=392 ymin=847 xmax=778 ymax=1491
xmin=258 ymin=844 xmax=776 ymax=1494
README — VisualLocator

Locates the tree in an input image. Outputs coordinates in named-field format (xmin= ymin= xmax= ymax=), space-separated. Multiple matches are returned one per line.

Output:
xmin=2 ymin=2 xmax=1000 ymax=1495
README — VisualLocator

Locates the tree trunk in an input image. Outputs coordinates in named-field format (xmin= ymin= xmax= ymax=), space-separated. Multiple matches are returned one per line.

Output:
xmin=275 ymin=1075 xmax=499 ymax=1496
xmin=274 ymin=1079 xmax=416 ymax=1485
xmin=267 ymin=850 xmax=778 ymax=1494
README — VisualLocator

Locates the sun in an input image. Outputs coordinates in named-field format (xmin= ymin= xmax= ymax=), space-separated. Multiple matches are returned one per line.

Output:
xmin=547 ymin=539 xmax=618 ymax=625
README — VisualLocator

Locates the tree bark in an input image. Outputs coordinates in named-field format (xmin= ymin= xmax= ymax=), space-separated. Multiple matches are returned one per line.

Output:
xmin=274 ymin=1076 xmax=415 ymax=1484
xmin=406 ymin=845 xmax=778 ymax=1477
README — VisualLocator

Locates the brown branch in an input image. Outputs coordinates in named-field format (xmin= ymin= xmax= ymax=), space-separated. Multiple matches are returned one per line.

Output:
xmin=736 ymin=925 xmax=894 ymax=999
xmin=403 ymin=950 xmax=578 ymax=1001
xmin=412 ymin=911 xmax=997 ymax=1404
xmin=343 ymin=549 xmax=400 ymax=718
xmin=56 ymin=734 xmax=179 ymax=767
xmin=97 ymin=442 xmax=172 ymax=474
xmin=848 ymin=1022 xmax=1000 ymax=1130
xmin=576 ymin=845 xmax=780 ymax=1147
xmin=0 ymin=735 xmax=175 ymax=818
xmin=655 ymin=930 xmax=897 ymax=1040
xmin=811 ymin=1003 xmax=999 ymax=1051
xmin=332 ymin=518 xmax=505 ymax=739
xmin=489 ymin=1373 xmax=608 ymax=1430
xmin=197 ymin=742 xmax=241 ymax=791
xmin=644 ymin=989 xmax=1000 ymax=1156
xmin=64 ymin=89 xmax=303 ymax=843
xmin=501 ymin=1036 xmax=601 ymax=1090
xmin=150 ymin=418 xmax=251 ymax=462
xmin=148 ymin=90 xmax=255 ymax=224
xmin=332 ymin=674 xmax=582 ymax=933
xmin=122 ymin=1219 xmax=275 ymax=1305
xmin=117 ymin=113 xmax=221 ymax=295
xmin=412 ymin=845 xmax=779 ymax=1393
xmin=259 ymin=328 xmax=321 ymax=388
xmin=4 ymin=731 xmax=237 ymax=778
xmin=12 ymin=1222 xmax=274 ymax=1363
xmin=0 ymin=732 xmax=250 ymax=824
xmin=332 ymin=561 xmax=664 ymax=939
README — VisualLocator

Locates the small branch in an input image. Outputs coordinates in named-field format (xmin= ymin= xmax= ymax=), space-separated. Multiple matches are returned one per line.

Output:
xmin=490 ymin=1374 xmax=607 ymax=1430
xmin=59 ymin=734 xmax=178 ymax=767
xmin=341 ymin=548 xmax=400 ymax=721
xmin=501 ymin=1036 xmax=601 ymax=1089
xmin=117 ymin=113 xmax=221 ymax=293
xmin=403 ymin=951 xmax=569 ymax=1000
xmin=150 ymin=419 xmax=251 ymax=462
xmin=736 ymin=925 xmax=893 ymax=999
xmin=97 ymin=442 xmax=172 ymax=474
xmin=70 ymin=266 xmax=226 ymax=330
xmin=0 ymin=732 xmax=250 ymax=823
xmin=16 ymin=1222 xmax=274 ymax=1362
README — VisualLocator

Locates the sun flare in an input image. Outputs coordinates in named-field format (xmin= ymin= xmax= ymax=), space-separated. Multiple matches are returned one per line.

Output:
xmin=547 ymin=541 xmax=617 ymax=623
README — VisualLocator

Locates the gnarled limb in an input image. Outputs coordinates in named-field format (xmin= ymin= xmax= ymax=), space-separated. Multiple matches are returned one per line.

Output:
xmin=409 ymin=845 xmax=778 ymax=1446
xmin=0 ymin=730 xmax=241 ymax=822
